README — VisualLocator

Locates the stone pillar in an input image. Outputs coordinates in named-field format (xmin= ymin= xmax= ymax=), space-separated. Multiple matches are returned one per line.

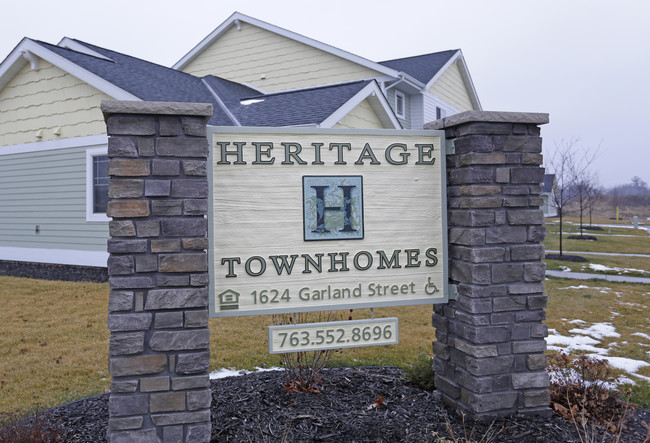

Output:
xmin=427 ymin=111 xmax=550 ymax=418
xmin=102 ymin=101 xmax=213 ymax=442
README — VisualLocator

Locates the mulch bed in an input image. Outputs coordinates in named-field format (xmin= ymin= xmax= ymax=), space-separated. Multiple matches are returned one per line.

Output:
xmin=545 ymin=254 xmax=589 ymax=262
xmin=567 ymin=235 xmax=598 ymax=241
xmin=10 ymin=367 xmax=650 ymax=442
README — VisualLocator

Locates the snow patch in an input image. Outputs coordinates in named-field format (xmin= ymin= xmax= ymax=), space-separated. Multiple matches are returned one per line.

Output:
xmin=632 ymin=332 xmax=650 ymax=341
xmin=209 ymin=366 xmax=283 ymax=380
xmin=586 ymin=355 xmax=650 ymax=373
xmin=569 ymin=323 xmax=620 ymax=340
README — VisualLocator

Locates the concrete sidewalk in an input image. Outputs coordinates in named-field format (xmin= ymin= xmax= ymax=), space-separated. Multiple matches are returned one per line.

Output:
xmin=545 ymin=270 xmax=650 ymax=284
xmin=546 ymin=250 xmax=650 ymax=258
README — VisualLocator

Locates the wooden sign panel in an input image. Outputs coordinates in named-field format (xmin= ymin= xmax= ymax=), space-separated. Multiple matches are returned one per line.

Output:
xmin=208 ymin=128 xmax=448 ymax=317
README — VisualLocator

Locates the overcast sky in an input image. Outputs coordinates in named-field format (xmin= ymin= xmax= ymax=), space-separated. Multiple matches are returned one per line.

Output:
xmin=1 ymin=0 xmax=648 ymax=187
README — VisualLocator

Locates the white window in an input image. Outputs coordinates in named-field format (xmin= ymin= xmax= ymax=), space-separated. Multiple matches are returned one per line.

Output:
xmin=395 ymin=91 xmax=406 ymax=119
xmin=436 ymin=107 xmax=446 ymax=120
xmin=86 ymin=147 xmax=110 ymax=222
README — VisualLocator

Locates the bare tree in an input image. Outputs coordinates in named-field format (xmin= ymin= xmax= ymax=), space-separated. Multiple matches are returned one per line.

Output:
xmin=585 ymin=174 xmax=603 ymax=228
xmin=573 ymin=171 xmax=600 ymax=236
xmin=546 ymin=139 xmax=599 ymax=256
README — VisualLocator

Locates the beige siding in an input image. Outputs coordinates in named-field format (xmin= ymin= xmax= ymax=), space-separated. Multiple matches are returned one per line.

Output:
xmin=182 ymin=22 xmax=383 ymax=92
xmin=334 ymin=99 xmax=384 ymax=129
xmin=0 ymin=59 xmax=111 ymax=146
xmin=428 ymin=61 xmax=474 ymax=112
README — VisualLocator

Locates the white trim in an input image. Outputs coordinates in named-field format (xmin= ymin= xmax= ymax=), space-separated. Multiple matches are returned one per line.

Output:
xmin=395 ymin=90 xmax=406 ymax=119
xmin=173 ymin=12 xmax=401 ymax=79
xmin=0 ymin=134 xmax=108 ymax=156
xmin=320 ymin=81 xmax=401 ymax=129
xmin=0 ymin=246 xmax=108 ymax=267
xmin=0 ymin=39 xmax=140 ymax=101
xmin=86 ymin=146 xmax=110 ymax=222
xmin=425 ymin=50 xmax=482 ymax=111
xmin=57 ymin=37 xmax=114 ymax=61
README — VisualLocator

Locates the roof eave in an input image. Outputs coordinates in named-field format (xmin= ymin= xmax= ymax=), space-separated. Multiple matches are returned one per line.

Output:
xmin=0 ymin=39 xmax=140 ymax=101
xmin=425 ymin=50 xmax=482 ymax=111
xmin=172 ymin=12 xmax=401 ymax=79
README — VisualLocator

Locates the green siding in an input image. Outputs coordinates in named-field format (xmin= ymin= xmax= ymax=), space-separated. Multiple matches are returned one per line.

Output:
xmin=0 ymin=146 xmax=108 ymax=251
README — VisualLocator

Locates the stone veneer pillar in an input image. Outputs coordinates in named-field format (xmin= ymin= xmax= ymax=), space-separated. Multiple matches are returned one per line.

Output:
xmin=102 ymin=101 xmax=213 ymax=443
xmin=427 ymin=111 xmax=551 ymax=418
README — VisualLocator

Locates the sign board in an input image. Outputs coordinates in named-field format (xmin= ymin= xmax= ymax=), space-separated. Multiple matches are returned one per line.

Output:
xmin=208 ymin=128 xmax=448 ymax=317
xmin=268 ymin=318 xmax=399 ymax=353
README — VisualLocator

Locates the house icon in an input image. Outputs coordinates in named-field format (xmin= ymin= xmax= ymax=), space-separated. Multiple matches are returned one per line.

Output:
xmin=218 ymin=289 xmax=240 ymax=311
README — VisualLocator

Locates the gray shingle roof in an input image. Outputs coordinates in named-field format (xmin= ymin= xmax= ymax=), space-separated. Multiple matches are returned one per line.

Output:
xmin=379 ymin=50 xmax=457 ymax=84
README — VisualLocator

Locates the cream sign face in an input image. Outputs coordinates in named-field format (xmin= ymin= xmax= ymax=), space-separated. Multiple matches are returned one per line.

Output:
xmin=208 ymin=128 xmax=448 ymax=317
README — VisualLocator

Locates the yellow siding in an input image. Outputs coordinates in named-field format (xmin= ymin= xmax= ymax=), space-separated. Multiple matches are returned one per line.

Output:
xmin=0 ymin=59 xmax=112 ymax=146
xmin=334 ymin=99 xmax=384 ymax=129
xmin=429 ymin=61 xmax=474 ymax=111
xmin=182 ymin=22 xmax=383 ymax=92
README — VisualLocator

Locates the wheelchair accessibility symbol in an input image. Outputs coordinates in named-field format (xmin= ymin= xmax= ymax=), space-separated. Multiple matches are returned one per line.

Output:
xmin=424 ymin=277 xmax=440 ymax=295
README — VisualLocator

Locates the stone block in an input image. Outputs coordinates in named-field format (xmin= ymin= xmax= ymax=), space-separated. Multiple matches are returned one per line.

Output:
xmin=183 ymin=238 xmax=209 ymax=250
xmin=110 ymin=331 xmax=145 ymax=355
xmin=110 ymin=429 xmax=158 ymax=443
xmin=508 ymin=282 xmax=544 ymax=295
xmin=506 ymin=136 xmax=542 ymax=153
xmin=456 ymin=122 xmax=513 ymax=137
xmin=524 ymin=262 xmax=546 ymax=282
xmin=456 ymin=197 xmax=503 ymax=209
xmin=140 ymin=376 xmax=170 ymax=392
xmin=511 ymin=324 xmax=531 ymax=340
xmin=527 ymin=294 xmax=548 ymax=309
xmin=527 ymin=354 xmax=547 ymax=371
xmin=465 ymin=355 xmax=514 ymax=376
xmin=151 ymin=239 xmax=181 ymax=253
xmin=110 ymin=354 xmax=167 ymax=377
xmin=137 ymin=138 xmax=155 ymax=157
xmin=159 ymin=274 xmax=190 ymax=287
xmin=155 ymin=311 xmax=184 ymax=329
xmin=151 ymin=410 xmax=210 ymax=426
xmin=161 ymin=218 xmax=207 ymax=237
xmin=454 ymin=311 xmax=490 ymax=326
xmin=448 ymin=167 xmax=493 ymax=185
xmin=145 ymin=288 xmax=209 ymax=310
xmin=507 ymin=209 xmax=544 ymax=225
xmin=107 ymin=115 xmax=155 ymax=136
xmin=109 ymin=159 xmax=151 ymax=177
xmin=186 ymin=423 xmax=211 ymax=442
xmin=182 ymin=160 xmax=207 ymax=176
xmin=187 ymin=389 xmax=211 ymax=411
xmin=522 ymin=153 xmax=543 ymax=165
xmin=449 ymin=210 xmax=494 ymax=227
xmin=156 ymin=138 xmax=209 ymax=157
xmin=145 ymin=180 xmax=171 ymax=197
xmin=149 ymin=330 xmax=210 ymax=351
xmin=111 ymin=380 xmax=139 ymax=393
xmin=110 ymin=276 xmax=154 ymax=290
xmin=434 ymin=374 xmax=461 ymax=399
xmin=491 ymin=263 xmax=523 ymax=284
xmin=503 ymin=197 xmax=529 ymax=207
xmin=485 ymin=226 xmax=527 ymax=244
xmin=152 ymin=159 xmax=181 ymax=176
xmin=462 ymin=325 xmax=511 ymax=344
xmin=172 ymin=375 xmax=210 ymax=391
xmin=448 ymin=228 xmax=485 ymax=246
xmin=159 ymin=253 xmax=207 ymax=273
xmin=492 ymin=374 xmax=511 ymax=392
xmin=108 ymin=255 xmax=134 ymax=276
xmin=515 ymin=310 xmax=546 ymax=322
xmin=163 ymin=425 xmax=183 ymax=443
xmin=159 ymin=116 xmax=180 ymax=136
xmin=455 ymin=370 xmax=493 ymax=394
xmin=513 ymin=340 xmax=546 ymax=354
xmin=454 ymin=338 xmax=498 ymax=358
xmin=495 ymin=167 xmax=510 ymax=183
xmin=512 ymin=372 xmax=549 ymax=389
xmin=150 ymin=391 xmax=186 ymax=413
xmin=109 ymin=290 xmax=134 ymax=312
xmin=108 ymin=137 xmax=138 ymax=157
xmin=524 ymin=389 xmax=551 ymax=408
xmin=503 ymin=185 xmax=531 ymax=196
xmin=451 ymin=261 xmax=491 ymax=284
xmin=527 ymin=225 xmax=546 ymax=242
xmin=458 ymin=153 xmax=506 ymax=166
xmin=492 ymin=295 xmax=527 ymax=312
xmin=109 ymin=220 xmax=136 ymax=237
xmin=181 ymin=116 xmax=208 ymax=137
xmin=176 ymin=352 xmax=210 ymax=375
xmin=107 ymin=200 xmax=150 ymax=218
xmin=183 ymin=199 xmax=207 ymax=216
xmin=109 ymin=393 xmax=149 ymax=416
xmin=108 ymin=239 xmax=148 ymax=254
xmin=490 ymin=312 xmax=515 ymax=325
xmin=185 ymin=310 xmax=209 ymax=328
xmin=152 ymin=200 xmax=183 ymax=216
xmin=108 ymin=312 xmax=152 ymax=332
xmin=462 ymin=390 xmax=518 ymax=414
xmin=109 ymin=179 xmax=144 ymax=198
xmin=458 ymin=283 xmax=507 ymax=298
xmin=531 ymin=323 xmax=548 ymax=338
xmin=171 ymin=179 xmax=208 ymax=198
xmin=108 ymin=416 xmax=143 ymax=431
xmin=135 ymin=255 xmax=158 ymax=273
xmin=510 ymin=167 xmax=545 ymax=184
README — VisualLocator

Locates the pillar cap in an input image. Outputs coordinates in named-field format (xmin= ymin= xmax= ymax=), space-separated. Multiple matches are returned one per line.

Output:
xmin=425 ymin=110 xmax=549 ymax=130
xmin=101 ymin=100 xmax=213 ymax=121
